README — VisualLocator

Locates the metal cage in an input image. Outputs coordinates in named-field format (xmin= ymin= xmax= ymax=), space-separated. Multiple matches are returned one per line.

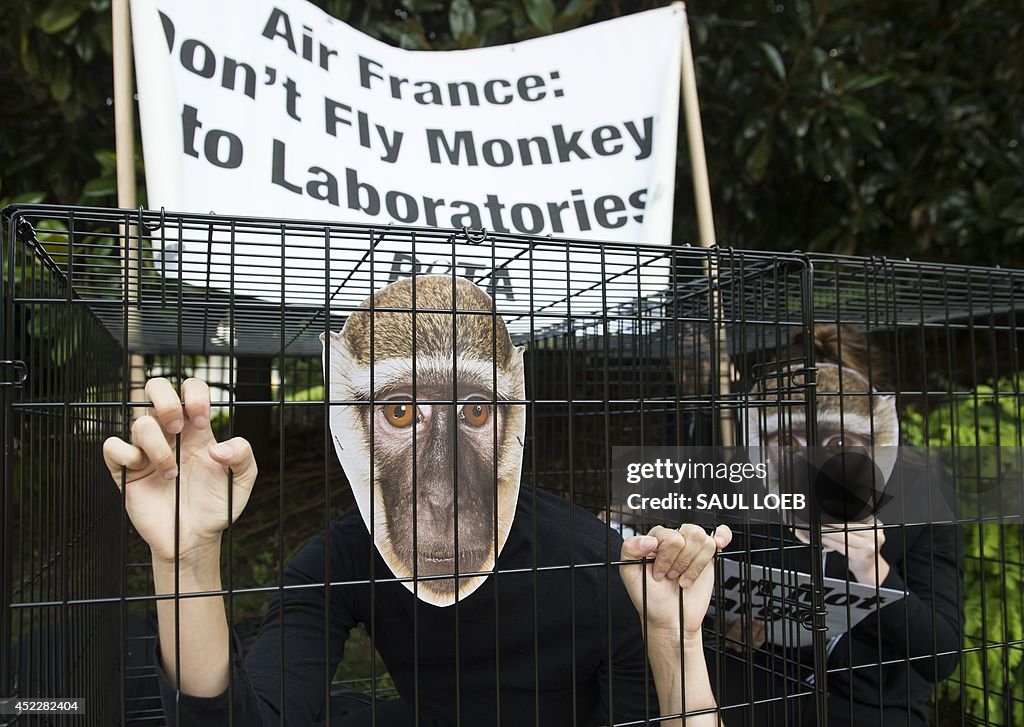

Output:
xmin=2 ymin=205 xmax=1022 ymax=726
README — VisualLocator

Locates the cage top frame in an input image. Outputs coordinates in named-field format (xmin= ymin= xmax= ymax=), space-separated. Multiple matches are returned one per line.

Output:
xmin=5 ymin=204 xmax=1024 ymax=361
xmin=3 ymin=204 xmax=809 ymax=359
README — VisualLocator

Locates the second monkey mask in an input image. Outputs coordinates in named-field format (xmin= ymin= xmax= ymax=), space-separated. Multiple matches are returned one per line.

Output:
xmin=744 ymin=326 xmax=900 ymax=526
xmin=322 ymin=275 xmax=526 ymax=607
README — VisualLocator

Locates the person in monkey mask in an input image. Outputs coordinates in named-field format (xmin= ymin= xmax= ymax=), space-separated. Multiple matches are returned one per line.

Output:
xmin=103 ymin=275 xmax=731 ymax=727
xmin=714 ymin=324 xmax=962 ymax=727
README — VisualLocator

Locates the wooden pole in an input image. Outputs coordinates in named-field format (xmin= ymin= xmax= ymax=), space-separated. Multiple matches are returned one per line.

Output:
xmin=675 ymin=3 xmax=735 ymax=445
xmin=113 ymin=0 xmax=146 ymax=412
xmin=677 ymin=2 xmax=716 ymax=249
xmin=113 ymin=0 xmax=136 ymax=210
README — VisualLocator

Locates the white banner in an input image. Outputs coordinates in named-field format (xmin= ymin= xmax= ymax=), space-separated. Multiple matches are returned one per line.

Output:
xmin=130 ymin=0 xmax=685 ymax=310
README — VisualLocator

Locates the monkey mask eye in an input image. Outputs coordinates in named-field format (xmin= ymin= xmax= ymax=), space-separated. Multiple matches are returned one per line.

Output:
xmin=823 ymin=433 xmax=869 ymax=450
xmin=776 ymin=432 xmax=807 ymax=447
xmin=460 ymin=401 xmax=491 ymax=428
xmin=383 ymin=403 xmax=417 ymax=428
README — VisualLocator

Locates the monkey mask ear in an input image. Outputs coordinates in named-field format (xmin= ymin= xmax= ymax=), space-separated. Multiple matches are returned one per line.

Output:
xmin=318 ymin=330 xmax=344 ymax=345
xmin=868 ymin=392 xmax=900 ymax=483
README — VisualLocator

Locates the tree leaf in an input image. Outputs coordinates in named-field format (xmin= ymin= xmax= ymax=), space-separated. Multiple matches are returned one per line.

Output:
xmin=402 ymin=0 xmax=444 ymax=13
xmin=809 ymin=225 xmax=844 ymax=251
xmin=19 ymin=36 xmax=40 ymax=77
xmin=554 ymin=0 xmax=597 ymax=31
xmin=37 ymin=2 xmax=84 ymax=35
xmin=82 ymin=176 xmax=116 ymax=198
xmin=50 ymin=71 xmax=72 ymax=103
xmin=523 ymin=0 xmax=556 ymax=34
xmin=93 ymin=149 xmax=117 ymax=171
xmin=449 ymin=0 xmax=476 ymax=37
xmin=478 ymin=7 xmax=509 ymax=38
xmin=324 ymin=0 xmax=352 ymax=19
xmin=745 ymin=127 xmax=774 ymax=182
xmin=10 ymin=191 xmax=47 ymax=205
xmin=844 ymin=72 xmax=895 ymax=93
xmin=820 ymin=68 xmax=835 ymax=93
xmin=759 ymin=42 xmax=786 ymax=81
xmin=74 ymin=33 xmax=95 ymax=63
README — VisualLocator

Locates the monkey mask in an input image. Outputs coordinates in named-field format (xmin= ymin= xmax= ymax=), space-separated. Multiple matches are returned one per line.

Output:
xmin=745 ymin=362 xmax=899 ymax=526
xmin=322 ymin=276 xmax=526 ymax=607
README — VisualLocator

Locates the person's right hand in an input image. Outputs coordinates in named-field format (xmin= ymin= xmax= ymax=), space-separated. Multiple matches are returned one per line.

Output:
xmin=620 ymin=524 xmax=732 ymax=642
xmin=102 ymin=378 xmax=258 ymax=566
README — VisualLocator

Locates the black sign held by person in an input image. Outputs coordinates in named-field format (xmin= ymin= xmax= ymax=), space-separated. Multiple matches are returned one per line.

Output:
xmin=709 ymin=559 xmax=905 ymax=647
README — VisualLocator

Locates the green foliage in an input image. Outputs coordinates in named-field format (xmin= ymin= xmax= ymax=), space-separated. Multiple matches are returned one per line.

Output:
xmin=1 ymin=0 xmax=1022 ymax=264
xmin=943 ymin=524 xmax=1024 ymax=726
xmin=903 ymin=377 xmax=1024 ymax=725
xmin=902 ymin=382 xmax=1024 ymax=449
xmin=0 ymin=0 xmax=125 ymax=208
xmin=692 ymin=0 xmax=1024 ymax=264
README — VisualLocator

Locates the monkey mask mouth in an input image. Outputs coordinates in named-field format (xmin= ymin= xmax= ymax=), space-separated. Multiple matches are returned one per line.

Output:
xmin=745 ymin=362 xmax=899 ymax=528
xmin=322 ymin=275 xmax=526 ymax=607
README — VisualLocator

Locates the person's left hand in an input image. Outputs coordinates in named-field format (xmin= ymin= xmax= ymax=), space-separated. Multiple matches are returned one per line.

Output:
xmin=620 ymin=524 xmax=732 ymax=643
xmin=724 ymin=616 xmax=766 ymax=653
xmin=817 ymin=519 xmax=890 ymax=586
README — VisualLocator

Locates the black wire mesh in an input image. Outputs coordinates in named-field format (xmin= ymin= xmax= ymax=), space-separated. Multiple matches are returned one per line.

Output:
xmin=1 ymin=205 xmax=1021 ymax=726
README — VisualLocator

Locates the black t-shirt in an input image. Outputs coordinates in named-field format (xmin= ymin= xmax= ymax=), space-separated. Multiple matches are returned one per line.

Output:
xmin=156 ymin=487 xmax=656 ymax=726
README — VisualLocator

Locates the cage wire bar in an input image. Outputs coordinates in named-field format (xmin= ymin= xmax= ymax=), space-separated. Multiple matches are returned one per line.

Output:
xmin=1 ymin=204 xmax=1022 ymax=726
